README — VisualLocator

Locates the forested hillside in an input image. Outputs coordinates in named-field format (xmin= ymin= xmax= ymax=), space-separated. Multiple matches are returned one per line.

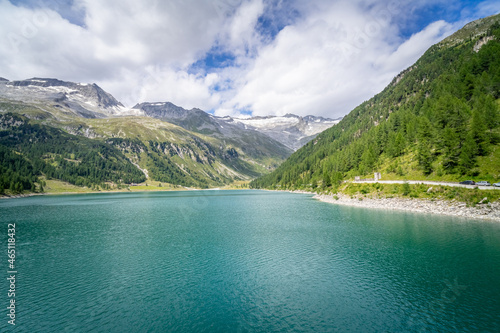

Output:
xmin=0 ymin=113 xmax=146 ymax=194
xmin=0 ymin=111 xmax=273 ymax=193
xmin=251 ymin=15 xmax=500 ymax=190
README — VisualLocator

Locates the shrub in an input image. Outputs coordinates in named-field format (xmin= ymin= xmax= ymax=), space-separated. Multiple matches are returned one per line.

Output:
xmin=402 ymin=182 xmax=411 ymax=196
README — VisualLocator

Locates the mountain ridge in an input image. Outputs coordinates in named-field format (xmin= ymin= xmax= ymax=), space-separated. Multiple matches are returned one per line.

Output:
xmin=0 ymin=77 xmax=134 ymax=118
xmin=132 ymin=101 xmax=340 ymax=150
xmin=0 ymin=77 xmax=338 ymax=151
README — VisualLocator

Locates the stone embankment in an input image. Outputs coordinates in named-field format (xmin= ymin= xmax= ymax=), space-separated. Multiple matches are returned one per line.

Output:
xmin=313 ymin=193 xmax=500 ymax=221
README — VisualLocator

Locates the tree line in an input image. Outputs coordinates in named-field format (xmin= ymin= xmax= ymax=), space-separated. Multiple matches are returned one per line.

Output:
xmin=0 ymin=113 xmax=146 ymax=194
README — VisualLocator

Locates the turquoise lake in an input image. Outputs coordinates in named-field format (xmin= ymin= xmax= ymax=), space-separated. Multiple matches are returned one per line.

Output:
xmin=1 ymin=190 xmax=499 ymax=332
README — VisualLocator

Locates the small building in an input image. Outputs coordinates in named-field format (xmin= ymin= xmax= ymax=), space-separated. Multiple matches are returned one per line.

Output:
xmin=374 ymin=173 xmax=381 ymax=181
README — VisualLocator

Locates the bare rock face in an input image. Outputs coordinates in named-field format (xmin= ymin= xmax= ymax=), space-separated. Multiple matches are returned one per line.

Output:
xmin=473 ymin=36 xmax=495 ymax=52
xmin=133 ymin=102 xmax=190 ymax=119
xmin=133 ymin=102 xmax=341 ymax=151
xmin=8 ymin=78 xmax=123 ymax=108
xmin=227 ymin=113 xmax=342 ymax=150
xmin=0 ymin=78 xmax=126 ymax=118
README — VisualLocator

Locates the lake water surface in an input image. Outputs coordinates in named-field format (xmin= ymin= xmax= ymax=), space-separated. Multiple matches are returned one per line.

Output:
xmin=1 ymin=190 xmax=499 ymax=332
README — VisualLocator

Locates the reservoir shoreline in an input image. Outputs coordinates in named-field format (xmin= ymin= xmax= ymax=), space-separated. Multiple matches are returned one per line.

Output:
xmin=3 ymin=187 xmax=499 ymax=221
xmin=282 ymin=190 xmax=500 ymax=222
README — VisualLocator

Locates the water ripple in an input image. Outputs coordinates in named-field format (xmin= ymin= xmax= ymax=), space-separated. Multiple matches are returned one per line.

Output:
xmin=1 ymin=191 xmax=500 ymax=332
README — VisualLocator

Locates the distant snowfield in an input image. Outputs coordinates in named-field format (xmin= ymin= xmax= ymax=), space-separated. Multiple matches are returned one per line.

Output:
xmin=224 ymin=114 xmax=341 ymax=149
xmin=7 ymin=84 xmax=79 ymax=94
xmin=231 ymin=115 xmax=340 ymax=131
xmin=232 ymin=116 xmax=301 ymax=128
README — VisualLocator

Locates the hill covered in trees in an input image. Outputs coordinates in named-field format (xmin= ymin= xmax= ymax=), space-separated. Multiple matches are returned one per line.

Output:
xmin=0 ymin=113 xmax=146 ymax=194
xmin=251 ymin=14 xmax=500 ymax=190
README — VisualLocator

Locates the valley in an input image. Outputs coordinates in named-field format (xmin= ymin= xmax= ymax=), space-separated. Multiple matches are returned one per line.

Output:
xmin=0 ymin=78 xmax=336 ymax=194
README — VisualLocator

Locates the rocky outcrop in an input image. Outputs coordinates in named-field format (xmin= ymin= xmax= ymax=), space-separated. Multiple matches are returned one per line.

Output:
xmin=473 ymin=36 xmax=495 ymax=52
xmin=133 ymin=102 xmax=190 ymax=120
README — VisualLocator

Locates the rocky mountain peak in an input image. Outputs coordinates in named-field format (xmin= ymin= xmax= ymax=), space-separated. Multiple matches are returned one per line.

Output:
xmin=0 ymin=77 xmax=128 ymax=118
xmin=7 ymin=78 xmax=124 ymax=109
xmin=133 ymin=102 xmax=193 ymax=120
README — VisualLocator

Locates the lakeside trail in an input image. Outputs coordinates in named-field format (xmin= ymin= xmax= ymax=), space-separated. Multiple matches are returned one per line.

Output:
xmin=283 ymin=190 xmax=500 ymax=222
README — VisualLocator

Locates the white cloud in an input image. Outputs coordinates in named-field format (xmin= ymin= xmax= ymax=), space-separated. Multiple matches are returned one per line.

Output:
xmin=0 ymin=0 xmax=238 ymax=107
xmin=0 ymin=0 xmax=498 ymax=117
xmin=219 ymin=1 xmax=458 ymax=118
xmin=226 ymin=0 xmax=265 ymax=55
xmin=380 ymin=20 xmax=456 ymax=73
xmin=80 ymin=0 xmax=229 ymax=67
xmin=475 ymin=0 xmax=500 ymax=17
xmin=136 ymin=68 xmax=221 ymax=110
xmin=97 ymin=67 xmax=222 ymax=110
xmin=0 ymin=1 xmax=97 ymax=79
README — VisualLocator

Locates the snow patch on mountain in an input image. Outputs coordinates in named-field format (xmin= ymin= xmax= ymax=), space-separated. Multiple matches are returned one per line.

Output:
xmin=221 ymin=114 xmax=341 ymax=150
xmin=232 ymin=116 xmax=301 ymax=128
xmin=0 ymin=78 xmax=135 ymax=118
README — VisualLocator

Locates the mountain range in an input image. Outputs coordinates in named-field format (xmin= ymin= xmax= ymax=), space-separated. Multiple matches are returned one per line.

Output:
xmin=0 ymin=76 xmax=338 ymax=192
xmin=0 ymin=77 xmax=338 ymax=150
xmin=132 ymin=101 xmax=341 ymax=150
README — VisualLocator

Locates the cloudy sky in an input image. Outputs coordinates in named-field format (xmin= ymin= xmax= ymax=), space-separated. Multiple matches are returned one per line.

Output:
xmin=1 ymin=0 xmax=499 ymax=118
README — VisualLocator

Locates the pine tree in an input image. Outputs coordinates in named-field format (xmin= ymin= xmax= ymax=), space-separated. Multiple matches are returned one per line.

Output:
xmin=442 ymin=126 xmax=461 ymax=172
xmin=479 ymin=95 xmax=499 ymax=131
xmin=322 ymin=171 xmax=331 ymax=188
xmin=14 ymin=182 xmax=22 ymax=194
xmin=459 ymin=134 xmax=477 ymax=174
xmin=385 ymin=131 xmax=405 ymax=158
xmin=417 ymin=140 xmax=433 ymax=175
xmin=361 ymin=146 xmax=377 ymax=172
xmin=417 ymin=116 xmax=434 ymax=140
xmin=470 ymin=107 xmax=488 ymax=155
